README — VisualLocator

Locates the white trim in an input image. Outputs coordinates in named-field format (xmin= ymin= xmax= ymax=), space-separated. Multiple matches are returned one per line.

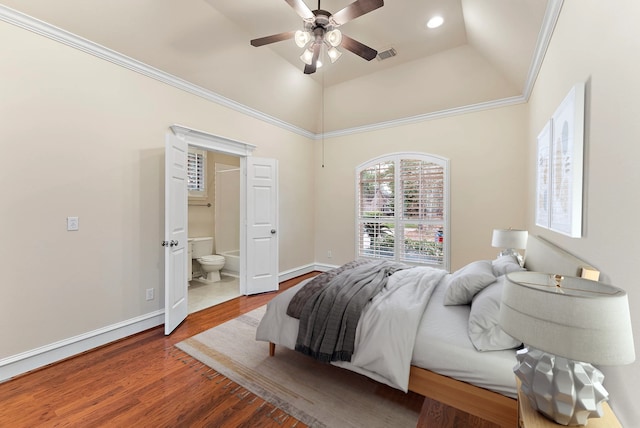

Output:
xmin=171 ymin=125 xmax=256 ymax=156
xmin=0 ymin=5 xmax=314 ymax=140
xmin=0 ymin=260 xmax=389 ymax=381
xmin=278 ymin=263 xmax=336 ymax=282
xmin=277 ymin=264 xmax=316 ymax=282
xmin=522 ymin=0 xmax=564 ymax=99
xmin=311 ymin=263 xmax=340 ymax=272
xmin=0 ymin=310 xmax=164 ymax=382
xmin=0 ymin=262 xmax=328 ymax=383
xmin=323 ymin=96 xmax=526 ymax=139
xmin=0 ymin=2 xmax=562 ymax=140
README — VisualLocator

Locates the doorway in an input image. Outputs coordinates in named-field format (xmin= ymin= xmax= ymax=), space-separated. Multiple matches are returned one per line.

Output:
xmin=165 ymin=125 xmax=279 ymax=334
xmin=187 ymin=151 xmax=241 ymax=313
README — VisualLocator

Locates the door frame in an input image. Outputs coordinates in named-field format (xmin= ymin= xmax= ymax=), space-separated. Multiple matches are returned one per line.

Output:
xmin=170 ymin=125 xmax=256 ymax=296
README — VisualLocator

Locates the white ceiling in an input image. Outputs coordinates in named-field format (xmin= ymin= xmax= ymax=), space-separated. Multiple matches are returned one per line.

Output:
xmin=1 ymin=0 xmax=553 ymax=133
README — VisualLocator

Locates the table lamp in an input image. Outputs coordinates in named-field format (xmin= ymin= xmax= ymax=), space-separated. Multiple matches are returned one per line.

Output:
xmin=491 ymin=228 xmax=528 ymax=265
xmin=499 ymin=272 xmax=635 ymax=425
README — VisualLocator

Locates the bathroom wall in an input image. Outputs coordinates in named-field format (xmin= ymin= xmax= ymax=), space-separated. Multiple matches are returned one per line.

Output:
xmin=187 ymin=152 xmax=240 ymax=240
xmin=214 ymin=162 xmax=240 ymax=253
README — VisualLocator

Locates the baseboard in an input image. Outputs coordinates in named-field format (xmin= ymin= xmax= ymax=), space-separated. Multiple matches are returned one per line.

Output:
xmin=0 ymin=310 xmax=164 ymax=383
xmin=278 ymin=262 xmax=337 ymax=282
xmin=2 ymin=263 xmax=337 ymax=383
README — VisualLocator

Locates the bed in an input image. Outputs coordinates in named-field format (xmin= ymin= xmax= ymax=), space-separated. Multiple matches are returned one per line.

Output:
xmin=256 ymin=235 xmax=598 ymax=427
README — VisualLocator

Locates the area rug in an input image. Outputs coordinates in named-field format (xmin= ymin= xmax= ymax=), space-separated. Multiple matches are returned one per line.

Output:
xmin=176 ymin=306 xmax=421 ymax=428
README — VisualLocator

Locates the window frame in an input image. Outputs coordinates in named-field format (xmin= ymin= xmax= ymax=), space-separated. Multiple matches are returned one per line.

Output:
xmin=355 ymin=152 xmax=450 ymax=271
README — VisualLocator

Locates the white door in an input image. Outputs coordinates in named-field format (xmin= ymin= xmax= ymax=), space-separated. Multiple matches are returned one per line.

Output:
xmin=243 ymin=157 xmax=279 ymax=295
xmin=164 ymin=132 xmax=188 ymax=334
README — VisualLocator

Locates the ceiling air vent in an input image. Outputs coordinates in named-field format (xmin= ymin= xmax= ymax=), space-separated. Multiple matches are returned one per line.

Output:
xmin=377 ymin=48 xmax=397 ymax=61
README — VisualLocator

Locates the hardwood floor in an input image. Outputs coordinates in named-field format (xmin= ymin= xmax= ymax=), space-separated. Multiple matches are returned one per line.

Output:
xmin=0 ymin=273 xmax=498 ymax=427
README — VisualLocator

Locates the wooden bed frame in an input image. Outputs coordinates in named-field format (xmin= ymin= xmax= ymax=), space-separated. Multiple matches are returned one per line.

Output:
xmin=271 ymin=235 xmax=599 ymax=428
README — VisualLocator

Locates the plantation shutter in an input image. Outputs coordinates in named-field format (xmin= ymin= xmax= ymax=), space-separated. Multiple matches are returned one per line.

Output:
xmin=187 ymin=149 xmax=206 ymax=196
xmin=398 ymin=159 xmax=445 ymax=265
xmin=357 ymin=160 xmax=395 ymax=259
xmin=357 ymin=154 xmax=448 ymax=269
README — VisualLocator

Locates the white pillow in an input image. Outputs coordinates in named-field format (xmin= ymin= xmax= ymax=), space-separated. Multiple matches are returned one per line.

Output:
xmin=492 ymin=254 xmax=525 ymax=276
xmin=443 ymin=260 xmax=496 ymax=305
xmin=468 ymin=276 xmax=522 ymax=351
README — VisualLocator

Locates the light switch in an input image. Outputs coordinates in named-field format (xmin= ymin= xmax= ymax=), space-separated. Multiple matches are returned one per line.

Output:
xmin=67 ymin=216 xmax=79 ymax=231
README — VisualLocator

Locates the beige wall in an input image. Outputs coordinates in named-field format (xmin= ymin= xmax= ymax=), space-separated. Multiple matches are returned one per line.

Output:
xmin=526 ymin=1 xmax=640 ymax=424
xmin=314 ymin=104 xmax=528 ymax=271
xmin=3 ymin=3 xmax=639 ymax=424
xmin=0 ymin=21 xmax=315 ymax=358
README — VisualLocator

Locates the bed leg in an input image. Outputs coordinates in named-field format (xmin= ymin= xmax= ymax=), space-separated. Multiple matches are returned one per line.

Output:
xmin=269 ymin=342 xmax=275 ymax=357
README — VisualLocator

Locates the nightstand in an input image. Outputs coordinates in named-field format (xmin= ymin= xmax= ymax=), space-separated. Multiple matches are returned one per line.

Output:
xmin=517 ymin=380 xmax=622 ymax=427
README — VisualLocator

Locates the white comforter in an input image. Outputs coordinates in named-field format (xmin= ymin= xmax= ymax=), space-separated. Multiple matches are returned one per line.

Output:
xmin=256 ymin=266 xmax=447 ymax=392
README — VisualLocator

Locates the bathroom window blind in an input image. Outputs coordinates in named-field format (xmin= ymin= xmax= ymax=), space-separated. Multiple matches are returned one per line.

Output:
xmin=187 ymin=148 xmax=207 ymax=197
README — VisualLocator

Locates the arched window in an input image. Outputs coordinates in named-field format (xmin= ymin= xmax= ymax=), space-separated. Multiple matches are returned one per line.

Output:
xmin=356 ymin=153 xmax=450 ymax=270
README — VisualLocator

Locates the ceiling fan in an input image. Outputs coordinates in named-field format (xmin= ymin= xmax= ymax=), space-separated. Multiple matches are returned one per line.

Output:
xmin=250 ymin=0 xmax=384 ymax=74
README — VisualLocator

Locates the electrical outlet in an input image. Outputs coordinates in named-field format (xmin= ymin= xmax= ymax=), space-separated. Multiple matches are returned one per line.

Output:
xmin=327 ymin=250 xmax=332 ymax=258
xmin=145 ymin=288 xmax=154 ymax=301
xmin=67 ymin=216 xmax=79 ymax=231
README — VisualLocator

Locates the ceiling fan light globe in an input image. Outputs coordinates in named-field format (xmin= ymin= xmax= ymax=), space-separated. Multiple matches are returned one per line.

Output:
xmin=300 ymin=48 xmax=314 ymax=65
xmin=326 ymin=29 xmax=342 ymax=47
xmin=294 ymin=30 xmax=311 ymax=48
xmin=327 ymin=47 xmax=342 ymax=63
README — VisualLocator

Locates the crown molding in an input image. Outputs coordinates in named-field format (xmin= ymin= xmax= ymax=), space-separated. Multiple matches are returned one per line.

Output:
xmin=323 ymin=0 xmax=563 ymax=139
xmin=1 ymin=1 xmax=561 ymax=141
xmin=0 ymin=5 xmax=315 ymax=140
xmin=521 ymin=0 xmax=564 ymax=100
xmin=322 ymin=95 xmax=526 ymax=139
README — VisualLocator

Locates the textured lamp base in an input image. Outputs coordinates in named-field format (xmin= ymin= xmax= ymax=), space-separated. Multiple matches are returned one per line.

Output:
xmin=514 ymin=347 xmax=608 ymax=426
xmin=498 ymin=248 xmax=524 ymax=266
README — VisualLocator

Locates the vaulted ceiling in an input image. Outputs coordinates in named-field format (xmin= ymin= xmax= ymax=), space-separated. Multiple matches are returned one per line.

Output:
xmin=1 ymin=0 xmax=555 ymax=134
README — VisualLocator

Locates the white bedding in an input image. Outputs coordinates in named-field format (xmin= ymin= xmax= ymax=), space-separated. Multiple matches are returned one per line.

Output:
xmin=256 ymin=266 xmax=517 ymax=398
xmin=412 ymin=274 xmax=517 ymax=398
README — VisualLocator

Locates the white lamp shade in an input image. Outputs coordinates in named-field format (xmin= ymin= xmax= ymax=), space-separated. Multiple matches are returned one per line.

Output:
xmin=500 ymin=272 xmax=636 ymax=365
xmin=326 ymin=29 xmax=342 ymax=47
xmin=327 ymin=46 xmax=342 ymax=63
xmin=491 ymin=229 xmax=528 ymax=249
xmin=294 ymin=30 xmax=311 ymax=48
xmin=299 ymin=48 xmax=314 ymax=65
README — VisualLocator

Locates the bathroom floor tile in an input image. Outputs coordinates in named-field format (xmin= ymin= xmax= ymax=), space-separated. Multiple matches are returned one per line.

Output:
xmin=188 ymin=275 xmax=240 ymax=313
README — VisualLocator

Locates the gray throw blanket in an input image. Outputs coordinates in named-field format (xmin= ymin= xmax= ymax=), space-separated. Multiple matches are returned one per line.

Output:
xmin=287 ymin=259 xmax=374 ymax=319
xmin=294 ymin=260 xmax=409 ymax=363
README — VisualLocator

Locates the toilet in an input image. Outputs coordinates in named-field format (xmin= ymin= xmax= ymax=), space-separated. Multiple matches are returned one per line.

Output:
xmin=190 ymin=237 xmax=226 ymax=283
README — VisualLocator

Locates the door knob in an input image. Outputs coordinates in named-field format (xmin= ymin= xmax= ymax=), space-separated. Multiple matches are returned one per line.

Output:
xmin=170 ymin=240 xmax=179 ymax=247
xmin=161 ymin=241 xmax=169 ymax=247
xmin=270 ymin=229 xmax=276 ymax=234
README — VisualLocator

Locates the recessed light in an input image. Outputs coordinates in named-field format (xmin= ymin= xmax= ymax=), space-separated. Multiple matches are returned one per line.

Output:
xmin=426 ymin=16 xmax=444 ymax=29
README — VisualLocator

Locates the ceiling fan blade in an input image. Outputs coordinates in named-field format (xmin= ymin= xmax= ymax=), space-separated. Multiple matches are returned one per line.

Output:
xmin=331 ymin=0 xmax=384 ymax=26
xmin=285 ymin=0 xmax=314 ymax=20
xmin=304 ymin=43 xmax=322 ymax=74
xmin=341 ymin=34 xmax=378 ymax=61
xmin=251 ymin=31 xmax=296 ymax=47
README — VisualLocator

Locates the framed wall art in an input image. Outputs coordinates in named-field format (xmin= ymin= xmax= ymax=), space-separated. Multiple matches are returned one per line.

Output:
xmin=535 ymin=82 xmax=585 ymax=237
xmin=535 ymin=120 xmax=552 ymax=229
